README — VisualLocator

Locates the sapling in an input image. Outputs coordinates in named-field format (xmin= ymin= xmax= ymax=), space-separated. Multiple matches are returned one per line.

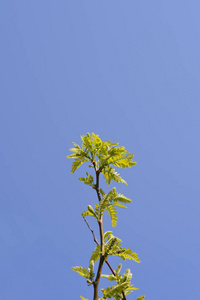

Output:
xmin=67 ymin=133 xmax=145 ymax=300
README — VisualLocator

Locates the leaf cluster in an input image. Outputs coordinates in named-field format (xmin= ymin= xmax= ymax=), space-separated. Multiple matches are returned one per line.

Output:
xmin=89 ymin=232 xmax=140 ymax=263
xmin=72 ymin=260 xmax=95 ymax=286
xmin=82 ymin=187 xmax=132 ymax=227
xmin=67 ymin=133 xmax=136 ymax=186
xmin=100 ymin=266 xmax=138 ymax=300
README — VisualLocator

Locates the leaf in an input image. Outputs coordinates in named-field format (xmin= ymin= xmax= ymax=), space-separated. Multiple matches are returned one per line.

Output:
xmin=104 ymin=231 xmax=113 ymax=242
xmin=88 ymin=260 xmax=95 ymax=281
xmin=106 ymin=204 xmax=118 ymax=227
xmin=67 ymin=141 xmax=90 ymax=173
xmin=80 ymin=297 xmax=89 ymax=300
xmin=86 ymin=205 xmax=97 ymax=219
xmin=99 ymin=188 xmax=116 ymax=212
xmin=71 ymin=159 xmax=85 ymax=173
xmin=123 ymin=268 xmax=132 ymax=281
xmin=137 ymin=296 xmax=145 ymax=300
xmin=72 ymin=266 xmax=90 ymax=278
xmin=105 ymin=235 xmax=122 ymax=257
xmin=116 ymin=248 xmax=141 ymax=263
xmin=107 ymin=233 xmax=122 ymax=244
xmin=101 ymin=274 xmax=117 ymax=281
xmin=82 ymin=210 xmax=96 ymax=218
xmin=101 ymin=282 xmax=130 ymax=299
xmin=111 ymin=151 xmax=136 ymax=169
xmin=81 ymin=133 xmax=93 ymax=152
xmin=79 ymin=172 xmax=94 ymax=187
xmin=112 ymin=194 xmax=132 ymax=204
xmin=124 ymin=285 xmax=139 ymax=295
xmin=105 ymin=237 xmax=117 ymax=256
xmin=113 ymin=202 xmax=127 ymax=209
xmin=90 ymin=244 xmax=101 ymax=263
xmin=100 ymin=188 xmax=105 ymax=197
xmin=115 ymin=263 xmax=122 ymax=275
xmin=102 ymin=166 xmax=127 ymax=186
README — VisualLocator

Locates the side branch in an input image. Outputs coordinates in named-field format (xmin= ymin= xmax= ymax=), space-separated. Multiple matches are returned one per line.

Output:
xmin=83 ymin=216 xmax=99 ymax=245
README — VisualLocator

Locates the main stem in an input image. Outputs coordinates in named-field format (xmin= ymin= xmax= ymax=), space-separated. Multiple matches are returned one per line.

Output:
xmin=93 ymin=162 xmax=104 ymax=300
xmin=92 ymin=161 xmax=127 ymax=300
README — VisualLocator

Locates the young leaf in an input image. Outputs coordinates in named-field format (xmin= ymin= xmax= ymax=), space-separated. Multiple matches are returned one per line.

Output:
xmin=87 ymin=205 xmax=98 ymax=219
xmin=112 ymin=193 xmax=132 ymax=204
xmin=90 ymin=244 xmax=101 ymax=263
xmin=116 ymin=248 xmax=141 ymax=263
xmin=105 ymin=237 xmax=117 ymax=257
xmin=99 ymin=188 xmax=116 ymax=212
xmin=104 ymin=231 xmax=113 ymax=242
xmin=100 ymin=188 xmax=105 ymax=197
xmin=113 ymin=202 xmax=127 ymax=209
xmin=101 ymin=274 xmax=117 ymax=281
xmin=79 ymin=172 xmax=94 ymax=187
xmin=88 ymin=260 xmax=95 ymax=281
xmin=106 ymin=204 xmax=118 ymax=227
xmin=82 ymin=210 xmax=96 ymax=219
xmin=71 ymin=159 xmax=85 ymax=173
xmin=101 ymin=281 xmax=130 ymax=299
xmin=137 ymin=296 xmax=145 ymax=300
xmin=102 ymin=166 xmax=127 ymax=186
xmin=72 ymin=266 xmax=90 ymax=279
xmin=115 ymin=263 xmax=122 ymax=275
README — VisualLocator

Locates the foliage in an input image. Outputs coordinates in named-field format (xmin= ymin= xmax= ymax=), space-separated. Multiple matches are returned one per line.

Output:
xmin=67 ymin=133 xmax=145 ymax=300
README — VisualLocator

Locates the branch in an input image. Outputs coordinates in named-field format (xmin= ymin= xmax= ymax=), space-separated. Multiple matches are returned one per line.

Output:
xmin=83 ymin=215 xmax=99 ymax=245
xmin=82 ymin=216 xmax=127 ymax=300
xmin=92 ymin=161 xmax=101 ymax=202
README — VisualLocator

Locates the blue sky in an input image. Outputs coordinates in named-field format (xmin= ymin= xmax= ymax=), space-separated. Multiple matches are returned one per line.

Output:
xmin=1 ymin=1 xmax=200 ymax=299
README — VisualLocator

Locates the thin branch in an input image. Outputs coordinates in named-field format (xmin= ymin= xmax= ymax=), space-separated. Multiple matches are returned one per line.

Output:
xmin=83 ymin=215 xmax=99 ymax=245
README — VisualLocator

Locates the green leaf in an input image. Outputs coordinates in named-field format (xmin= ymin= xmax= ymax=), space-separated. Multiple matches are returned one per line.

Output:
xmin=82 ymin=210 xmax=96 ymax=218
xmin=100 ymin=188 xmax=105 ymax=197
xmin=86 ymin=205 xmax=98 ymax=219
xmin=90 ymin=244 xmax=101 ymax=263
xmin=111 ymin=151 xmax=136 ymax=169
xmin=115 ymin=248 xmax=141 ymax=263
xmin=112 ymin=194 xmax=132 ymax=204
xmin=113 ymin=202 xmax=127 ymax=209
xmin=67 ymin=141 xmax=90 ymax=173
xmin=99 ymin=188 xmax=116 ymax=211
xmin=115 ymin=263 xmax=122 ymax=275
xmin=102 ymin=166 xmax=127 ymax=186
xmin=88 ymin=260 xmax=95 ymax=281
xmin=80 ymin=296 xmax=89 ymax=300
xmin=137 ymin=296 xmax=145 ymax=300
xmin=101 ymin=282 xmax=130 ymax=299
xmin=123 ymin=268 xmax=132 ymax=281
xmin=71 ymin=159 xmax=85 ymax=173
xmin=105 ymin=235 xmax=122 ymax=258
xmin=81 ymin=133 xmax=93 ymax=152
xmin=101 ymin=274 xmax=117 ymax=281
xmin=104 ymin=231 xmax=113 ymax=242
xmin=72 ymin=266 xmax=90 ymax=278
xmin=106 ymin=204 xmax=118 ymax=227
xmin=124 ymin=285 xmax=139 ymax=295
xmin=79 ymin=172 xmax=94 ymax=187
xmin=105 ymin=237 xmax=117 ymax=256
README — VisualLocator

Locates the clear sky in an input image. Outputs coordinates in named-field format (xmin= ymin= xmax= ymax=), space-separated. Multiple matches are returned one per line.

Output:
xmin=1 ymin=1 xmax=200 ymax=299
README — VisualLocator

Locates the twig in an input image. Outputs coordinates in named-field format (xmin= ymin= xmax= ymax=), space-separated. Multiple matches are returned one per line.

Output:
xmin=83 ymin=215 xmax=99 ymax=245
